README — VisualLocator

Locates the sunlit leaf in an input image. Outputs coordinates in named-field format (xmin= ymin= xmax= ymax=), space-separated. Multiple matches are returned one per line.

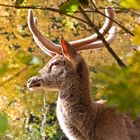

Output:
xmin=121 ymin=0 xmax=140 ymax=9
xmin=15 ymin=0 xmax=28 ymax=6
xmin=132 ymin=26 xmax=140 ymax=45
xmin=60 ymin=0 xmax=79 ymax=15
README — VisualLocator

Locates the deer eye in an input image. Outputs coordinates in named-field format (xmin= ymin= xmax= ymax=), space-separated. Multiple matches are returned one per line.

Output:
xmin=53 ymin=61 xmax=59 ymax=66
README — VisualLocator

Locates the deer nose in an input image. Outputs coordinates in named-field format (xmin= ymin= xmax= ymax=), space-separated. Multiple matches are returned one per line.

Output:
xmin=27 ymin=76 xmax=42 ymax=89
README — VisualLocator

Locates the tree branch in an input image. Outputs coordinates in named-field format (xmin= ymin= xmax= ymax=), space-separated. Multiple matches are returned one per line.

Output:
xmin=0 ymin=66 xmax=29 ymax=86
xmin=0 ymin=3 xmax=136 ymax=67
xmin=0 ymin=3 xmax=135 ymax=36
xmin=78 ymin=5 xmax=126 ymax=67
xmin=41 ymin=94 xmax=47 ymax=140
xmin=0 ymin=3 xmax=89 ymax=25
xmin=94 ymin=9 xmax=134 ymax=36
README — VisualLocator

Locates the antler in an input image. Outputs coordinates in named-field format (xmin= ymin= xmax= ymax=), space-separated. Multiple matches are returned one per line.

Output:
xmin=28 ymin=7 xmax=116 ymax=55
xmin=28 ymin=10 xmax=61 ymax=56
xmin=76 ymin=26 xmax=116 ymax=51
xmin=33 ymin=17 xmax=56 ymax=56
xmin=69 ymin=7 xmax=115 ymax=47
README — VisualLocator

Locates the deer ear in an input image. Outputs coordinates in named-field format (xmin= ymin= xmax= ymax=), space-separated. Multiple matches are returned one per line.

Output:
xmin=60 ymin=37 xmax=77 ymax=61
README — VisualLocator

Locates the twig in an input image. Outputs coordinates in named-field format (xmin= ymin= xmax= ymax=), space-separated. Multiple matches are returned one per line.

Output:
xmin=0 ymin=3 xmax=59 ymax=12
xmin=0 ymin=3 xmax=136 ymax=36
xmin=112 ymin=2 xmax=140 ymax=16
xmin=89 ymin=1 xmax=134 ymax=36
xmin=0 ymin=3 xmax=89 ymax=25
xmin=78 ymin=5 xmax=126 ymax=67
xmin=0 ymin=3 xmax=135 ymax=67
xmin=95 ymin=9 xmax=134 ymax=36
xmin=0 ymin=65 xmax=30 ymax=86
xmin=131 ymin=11 xmax=140 ymax=17
xmin=41 ymin=94 xmax=47 ymax=140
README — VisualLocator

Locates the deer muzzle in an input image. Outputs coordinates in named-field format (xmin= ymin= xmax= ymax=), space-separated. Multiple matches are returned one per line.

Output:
xmin=27 ymin=76 xmax=43 ymax=89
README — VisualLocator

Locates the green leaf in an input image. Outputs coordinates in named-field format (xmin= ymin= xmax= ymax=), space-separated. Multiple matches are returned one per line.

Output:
xmin=60 ymin=0 xmax=80 ymax=15
xmin=0 ymin=63 xmax=8 ymax=76
xmin=17 ymin=53 xmax=32 ymax=65
xmin=15 ymin=0 xmax=28 ymax=6
xmin=94 ymin=53 xmax=140 ymax=118
xmin=121 ymin=0 xmax=140 ymax=9
xmin=0 ymin=113 xmax=8 ymax=136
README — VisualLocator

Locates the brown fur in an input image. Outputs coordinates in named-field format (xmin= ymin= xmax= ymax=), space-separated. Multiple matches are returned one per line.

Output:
xmin=27 ymin=53 xmax=140 ymax=140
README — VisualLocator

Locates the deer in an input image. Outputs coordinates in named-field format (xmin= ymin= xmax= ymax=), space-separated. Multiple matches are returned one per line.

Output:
xmin=27 ymin=7 xmax=140 ymax=140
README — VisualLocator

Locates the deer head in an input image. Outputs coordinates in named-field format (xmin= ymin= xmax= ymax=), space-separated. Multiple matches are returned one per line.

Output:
xmin=27 ymin=38 xmax=85 ymax=90
xmin=27 ymin=7 xmax=116 ymax=91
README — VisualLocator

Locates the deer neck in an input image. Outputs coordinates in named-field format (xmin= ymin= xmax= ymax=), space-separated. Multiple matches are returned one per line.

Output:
xmin=59 ymin=60 xmax=92 ymax=105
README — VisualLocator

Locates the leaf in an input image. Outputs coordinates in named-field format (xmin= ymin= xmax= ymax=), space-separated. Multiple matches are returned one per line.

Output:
xmin=30 ymin=56 xmax=42 ymax=65
xmin=0 ymin=63 xmax=8 ymax=76
xmin=60 ymin=0 xmax=80 ymax=15
xmin=17 ymin=53 xmax=32 ymax=65
xmin=15 ymin=0 xmax=28 ymax=6
xmin=121 ymin=0 xmax=140 ymax=9
xmin=0 ymin=113 xmax=8 ymax=136
xmin=132 ymin=26 xmax=140 ymax=45
xmin=94 ymin=53 xmax=140 ymax=118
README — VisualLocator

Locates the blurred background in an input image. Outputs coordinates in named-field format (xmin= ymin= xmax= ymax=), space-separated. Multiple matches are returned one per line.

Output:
xmin=0 ymin=0 xmax=140 ymax=139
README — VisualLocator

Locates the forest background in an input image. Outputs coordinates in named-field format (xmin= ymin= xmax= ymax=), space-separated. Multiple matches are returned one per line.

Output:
xmin=0 ymin=0 xmax=140 ymax=139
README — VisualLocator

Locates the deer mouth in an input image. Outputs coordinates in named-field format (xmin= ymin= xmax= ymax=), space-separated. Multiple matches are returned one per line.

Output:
xmin=27 ymin=76 xmax=43 ymax=89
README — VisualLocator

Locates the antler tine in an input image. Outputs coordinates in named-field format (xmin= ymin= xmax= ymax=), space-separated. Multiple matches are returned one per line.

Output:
xmin=70 ymin=7 xmax=115 ymax=48
xmin=28 ymin=9 xmax=61 ymax=55
xmin=33 ymin=17 xmax=56 ymax=57
xmin=28 ymin=8 xmax=115 ymax=55
xmin=76 ymin=26 xmax=116 ymax=51
xmin=33 ymin=35 xmax=56 ymax=56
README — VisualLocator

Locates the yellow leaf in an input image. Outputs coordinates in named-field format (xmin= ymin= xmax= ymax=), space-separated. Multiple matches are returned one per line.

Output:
xmin=121 ymin=0 xmax=140 ymax=9
xmin=132 ymin=26 xmax=140 ymax=45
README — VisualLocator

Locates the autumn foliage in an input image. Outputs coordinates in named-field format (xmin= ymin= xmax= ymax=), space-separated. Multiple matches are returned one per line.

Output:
xmin=0 ymin=0 xmax=140 ymax=139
